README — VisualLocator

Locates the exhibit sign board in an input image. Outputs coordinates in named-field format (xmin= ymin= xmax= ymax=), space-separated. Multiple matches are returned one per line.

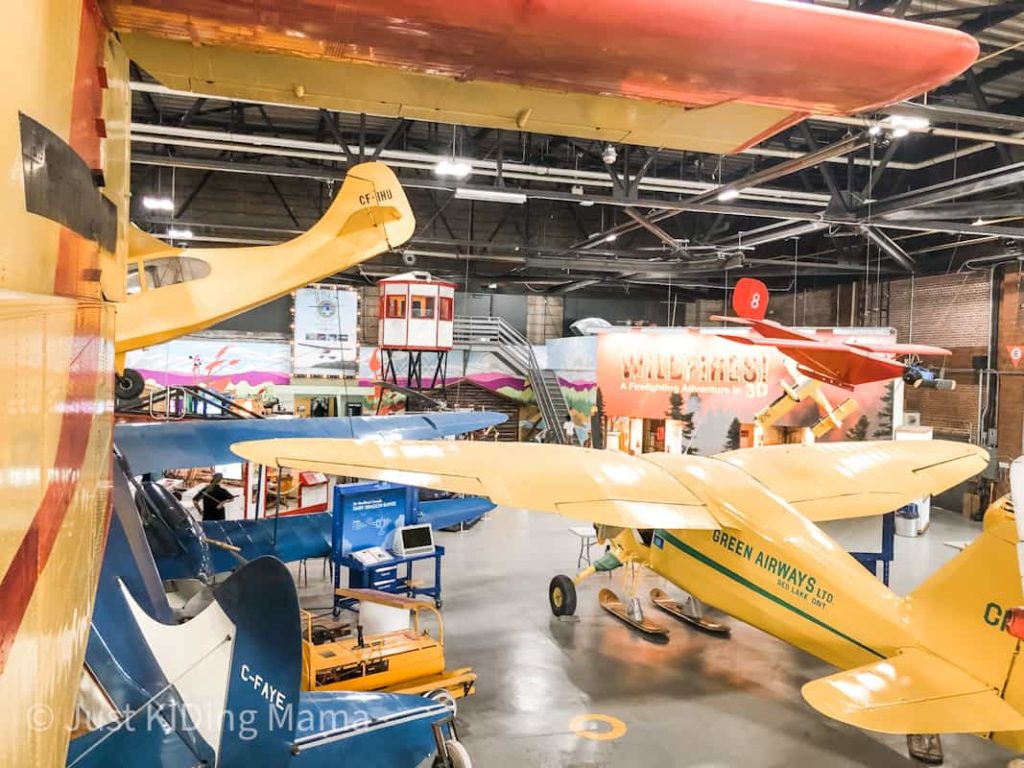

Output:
xmin=293 ymin=286 xmax=358 ymax=377
xmin=332 ymin=481 xmax=414 ymax=557
xmin=596 ymin=328 xmax=897 ymax=452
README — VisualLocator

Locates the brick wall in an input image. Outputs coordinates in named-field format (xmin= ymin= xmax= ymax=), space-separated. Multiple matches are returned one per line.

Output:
xmin=887 ymin=272 xmax=992 ymax=442
xmin=889 ymin=272 xmax=991 ymax=348
xmin=765 ymin=287 xmax=838 ymax=327
xmin=997 ymin=269 xmax=1024 ymax=461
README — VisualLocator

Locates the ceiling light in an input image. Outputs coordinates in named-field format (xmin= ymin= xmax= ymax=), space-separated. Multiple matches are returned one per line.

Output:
xmin=717 ymin=188 xmax=741 ymax=202
xmin=434 ymin=158 xmax=473 ymax=179
xmin=167 ymin=227 xmax=193 ymax=239
xmin=578 ymin=199 xmax=595 ymax=207
xmin=972 ymin=217 xmax=986 ymax=226
xmin=887 ymin=115 xmax=930 ymax=132
xmin=602 ymin=144 xmax=618 ymax=165
xmin=868 ymin=124 xmax=882 ymax=137
xmin=454 ymin=187 xmax=527 ymax=204
xmin=142 ymin=196 xmax=174 ymax=211
xmin=605 ymin=233 xmax=618 ymax=243
xmin=487 ymin=283 xmax=498 ymax=290
xmin=891 ymin=127 xmax=910 ymax=139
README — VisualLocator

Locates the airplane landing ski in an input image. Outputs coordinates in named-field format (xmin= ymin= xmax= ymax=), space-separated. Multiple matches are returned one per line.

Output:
xmin=650 ymin=588 xmax=730 ymax=636
xmin=599 ymin=588 xmax=669 ymax=638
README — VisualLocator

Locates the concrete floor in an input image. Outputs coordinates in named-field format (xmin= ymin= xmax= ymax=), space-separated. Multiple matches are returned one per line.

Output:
xmin=294 ymin=508 xmax=1016 ymax=768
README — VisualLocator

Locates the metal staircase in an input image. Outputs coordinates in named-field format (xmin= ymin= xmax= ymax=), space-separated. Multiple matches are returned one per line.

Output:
xmin=453 ymin=316 xmax=577 ymax=444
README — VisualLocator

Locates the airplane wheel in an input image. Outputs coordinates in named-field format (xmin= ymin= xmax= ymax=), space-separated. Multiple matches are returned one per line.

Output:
xmin=444 ymin=739 xmax=472 ymax=768
xmin=549 ymin=575 xmax=577 ymax=617
xmin=116 ymin=368 xmax=145 ymax=400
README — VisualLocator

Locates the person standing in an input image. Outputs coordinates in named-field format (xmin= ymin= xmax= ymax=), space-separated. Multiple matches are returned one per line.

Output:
xmin=563 ymin=416 xmax=576 ymax=444
xmin=193 ymin=472 xmax=236 ymax=522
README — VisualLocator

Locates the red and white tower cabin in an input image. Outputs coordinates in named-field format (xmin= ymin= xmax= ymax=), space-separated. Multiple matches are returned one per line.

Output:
xmin=377 ymin=272 xmax=455 ymax=391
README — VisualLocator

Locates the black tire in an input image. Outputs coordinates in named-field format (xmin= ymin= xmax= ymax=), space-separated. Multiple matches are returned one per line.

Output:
xmin=116 ymin=368 xmax=145 ymax=400
xmin=549 ymin=574 xmax=577 ymax=617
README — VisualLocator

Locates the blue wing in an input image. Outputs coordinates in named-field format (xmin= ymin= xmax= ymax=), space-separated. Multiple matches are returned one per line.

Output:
xmin=115 ymin=411 xmax=507 ymax=476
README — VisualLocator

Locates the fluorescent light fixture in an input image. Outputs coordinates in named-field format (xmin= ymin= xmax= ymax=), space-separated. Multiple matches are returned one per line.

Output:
xmin=605 ymin=233 xmax=618 ymax=243
xmin=434 ymin=158 xmax=473 ymax=179
xmin=717 ymin=188 xmax=741 ymax=202
xmin=142 ymin=196 xmax=174 ymax=211
xmin=167 ymin=227 xmax=193 ymax=239
xmin=454 ymin=187 xmax=527 ymax=204
xmin=578 ymin=199 xmax=595 ymax=208
xmin=487 ymin=283 xmax=498 ymax=289
xmin=887 ymin=115 xmax=930 ymax=131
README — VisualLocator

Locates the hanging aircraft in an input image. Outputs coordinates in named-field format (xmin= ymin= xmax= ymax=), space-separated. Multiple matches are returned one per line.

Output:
xmin=0 ymin=1 xmax=979 ymax=765
xmin=114 ymin=162 xmax=413 ymax=399
xmin=712 ymin=277 xmax=956 ymax=391
xmin=100 ymin=0 xmax=977 ymax=154
xmin=231 ymin=437 xmax=1023 ymax=760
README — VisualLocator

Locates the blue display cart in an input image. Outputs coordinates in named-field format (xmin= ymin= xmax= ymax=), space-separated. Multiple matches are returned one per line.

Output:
xmin=331 ymin=481 xmax=445 ymax=612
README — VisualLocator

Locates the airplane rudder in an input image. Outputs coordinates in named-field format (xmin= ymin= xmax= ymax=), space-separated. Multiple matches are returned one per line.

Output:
xmin=905 ymin=498 xmax=1022 ymax=690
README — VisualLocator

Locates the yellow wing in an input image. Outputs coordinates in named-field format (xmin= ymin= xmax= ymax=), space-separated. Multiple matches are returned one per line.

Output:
xmin=802 ymin=648 xmax=1024 ymax=734
xmin=230 ymin=439 xmax=723 ymax=530
xmin=716 ymin=441 xmax=989 ymax=522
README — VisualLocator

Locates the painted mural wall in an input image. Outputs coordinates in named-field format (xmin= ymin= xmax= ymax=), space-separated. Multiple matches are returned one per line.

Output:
xmin=125 ymin=335 xmax=291 ymax=395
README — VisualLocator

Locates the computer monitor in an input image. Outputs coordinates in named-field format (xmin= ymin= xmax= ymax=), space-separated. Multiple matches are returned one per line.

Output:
xmin=393 ymin=523 xmax=435 ymax=556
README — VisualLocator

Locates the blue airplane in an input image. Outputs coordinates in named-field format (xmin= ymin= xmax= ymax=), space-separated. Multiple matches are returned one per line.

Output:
xmin=69 ymin=460 xmax=464 ymax=766
xmin=118 ymin=412 xmax=503 ymax=582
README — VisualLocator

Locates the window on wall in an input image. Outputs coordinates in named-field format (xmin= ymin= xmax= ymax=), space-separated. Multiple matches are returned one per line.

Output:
xmin=411 ymin=295 xmax=436 ymax=319
xmin=386 ymin=295 xmax=406 ymax=319
xmin=439 ymin=296 xmax=453 ymax=322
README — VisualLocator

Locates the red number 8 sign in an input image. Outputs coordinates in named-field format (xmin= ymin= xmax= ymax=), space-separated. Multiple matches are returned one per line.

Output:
xmin=731 ymin=277 xmax=769 ymax=320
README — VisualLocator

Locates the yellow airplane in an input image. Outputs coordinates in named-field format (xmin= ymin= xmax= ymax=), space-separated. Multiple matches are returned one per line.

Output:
xmin=231 ymin=436 xmax=1024 ymax=759
xmin=114 ymin=162 xmax=413 ymax=398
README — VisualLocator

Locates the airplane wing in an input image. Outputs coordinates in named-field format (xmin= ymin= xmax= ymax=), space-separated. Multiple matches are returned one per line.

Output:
xmin=802 ymin=648 xmax=1024 ymax=734
xmin=717 ymin=441 xmax=989 ymax=522
xmin=714 ymin=334 xmax=863 ymax=354
xmin=115 ymin=411 xmax=506 ymax=476
xmin=709 ymin=315 xmax=818 ymax=343
xmin=230 ymin=439 xmax=726 ymax=530
xmin=842 ymin=341 xmax=952 ymax=357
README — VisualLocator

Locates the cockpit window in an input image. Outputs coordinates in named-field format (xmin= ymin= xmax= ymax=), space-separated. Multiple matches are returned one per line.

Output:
xmin=127 ymin=256 xmax=211 ymax=294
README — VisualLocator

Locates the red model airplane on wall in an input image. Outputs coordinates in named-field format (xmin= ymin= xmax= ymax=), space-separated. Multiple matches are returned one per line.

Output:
xmin=712 ymin=278 xmax=955 ymax=391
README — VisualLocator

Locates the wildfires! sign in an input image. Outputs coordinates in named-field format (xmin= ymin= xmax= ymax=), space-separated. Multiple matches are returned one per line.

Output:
xmin=598 ymin=330 xmax=774 ymax=418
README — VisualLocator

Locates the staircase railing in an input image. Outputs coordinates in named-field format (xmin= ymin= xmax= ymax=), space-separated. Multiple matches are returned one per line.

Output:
xmin=453 ymin=316 xmax=572 ymax=444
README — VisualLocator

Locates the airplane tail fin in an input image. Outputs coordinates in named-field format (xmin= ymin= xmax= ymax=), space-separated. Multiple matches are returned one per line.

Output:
xmin=803 ymin=494 xmax=1024 ymax=736
xmin=731 ymin=277 xmax=769 ymax=320
xmin=295 ymin=160 xmax=415 ymax=257
xmin=810 ymin=491 xmax=1024 ymax=738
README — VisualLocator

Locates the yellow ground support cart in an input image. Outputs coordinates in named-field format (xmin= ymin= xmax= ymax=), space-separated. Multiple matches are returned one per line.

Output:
xmin=302 ymin=588 xmax=476 ymax=701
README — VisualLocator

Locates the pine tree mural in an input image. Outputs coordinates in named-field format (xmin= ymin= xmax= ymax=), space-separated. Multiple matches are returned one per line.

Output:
xmin=872 ymin=381 xmax=895 ymax=439
xmin=846 ymin=414 xmax=870 ymax=441
xmin=724 ymin=417 xmax=741 ymax=451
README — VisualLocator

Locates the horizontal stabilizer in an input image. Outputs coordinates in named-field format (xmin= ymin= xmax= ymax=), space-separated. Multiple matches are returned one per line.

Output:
xmin=718 ymin=440 xmax=988 ymax=522
xmin=802 ymin=648 xmax=1024 ymax=734
xmin=231 ymin=439 xmax=724 ymax=530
